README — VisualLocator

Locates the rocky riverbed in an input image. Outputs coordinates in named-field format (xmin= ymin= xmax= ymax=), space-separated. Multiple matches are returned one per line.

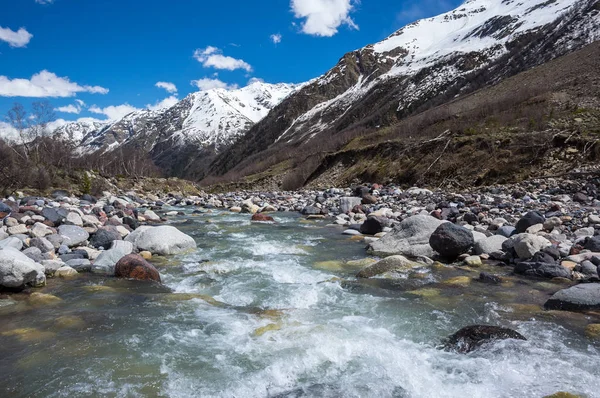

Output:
xmin=2 ymin=178 xmax=600 ymax=396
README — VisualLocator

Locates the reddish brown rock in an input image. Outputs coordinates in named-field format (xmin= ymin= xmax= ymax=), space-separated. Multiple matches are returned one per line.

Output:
xmin=114 ymin=254 xmax=161 ymax=283
xmin=251 ymin=213 xmax=275 ymax=222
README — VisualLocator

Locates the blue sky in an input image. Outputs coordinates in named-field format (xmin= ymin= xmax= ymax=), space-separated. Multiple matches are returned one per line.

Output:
xmin=0 ymin=0 xmax=462 ymax=124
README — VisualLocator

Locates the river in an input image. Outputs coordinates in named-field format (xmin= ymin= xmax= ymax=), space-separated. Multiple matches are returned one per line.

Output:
xmin=1 ymin=210 xmax=599 ymax=397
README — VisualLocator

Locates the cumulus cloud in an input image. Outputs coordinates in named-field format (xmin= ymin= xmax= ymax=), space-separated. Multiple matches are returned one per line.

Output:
xmin=155 ymin=81 xmax=178 ymax=94
xmin=291 ymin=0 xmax=358 ymax=37
xmin=270 ymin=33 xmax=282 ymax=44
xmin=147 ymin=96 xmax=179 ymax=111
xmin=0 ymin=70 xmax=109 ymax=98
xmin=191 ymin=77 xmax=239 ymax=91
xmin=55 ymin=104 xmax=81 ymax=114
xmin=0 ymin=26 xmax=33 ymax=48
xmin=89 ymin=103 xmax=139 ymax=121
xmin=193 ymin=46 xmax=252 ymax=72
xmin=0 ymin=122 xmax=18 ymax=141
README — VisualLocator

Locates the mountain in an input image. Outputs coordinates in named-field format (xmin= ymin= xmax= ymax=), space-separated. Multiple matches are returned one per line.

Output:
xmin=206 ymin=0 xmax=600 ymax=186
xmin=58 ymin=81 xmax=300 ymax=176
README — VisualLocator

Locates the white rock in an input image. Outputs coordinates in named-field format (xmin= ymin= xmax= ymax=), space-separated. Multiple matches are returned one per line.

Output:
xmin=8 ymin=224 xmax=28 ymax=235
xmin=0 ymin=247 xmax=45 ymax=288
xmin=511 ymin=233 xmax=552 ymax=259
xmin=125 ymin=225 xmax=196 ymax=255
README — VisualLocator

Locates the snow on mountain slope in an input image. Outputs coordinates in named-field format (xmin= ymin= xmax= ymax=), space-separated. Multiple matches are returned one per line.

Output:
xmin=67 ymin=81 xmax=300 ymax=155
xmin=173 ymin=82 xmax=299 ymax=147
xmin=274 ymin=0 xmax=599 ymax=144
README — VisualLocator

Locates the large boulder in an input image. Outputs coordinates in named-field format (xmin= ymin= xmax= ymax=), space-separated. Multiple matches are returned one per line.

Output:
xmin=510 ymin=233 xmax=552 ymax=259
xmin=443 ymin=325 xmax=526 ymax=353
xmin=92 ymin=240 xmax=134 ymax=275
xmin=429 ymin=223 xmax=474 ymax=259
xmin=474 ymin=235 xmax=507 ymax=255
xmin=0 ymin=237 xmax=23 ymax=251
xmin=115 ymin=254 xmax=161 ymax=282
xmin=125 ymin=225 xmax=196 ymax=255
xmin=58 ymin=225 xmax=90 ymax=248
xmin=251 ymin=213 xmax=274 ymax=222
xmin=340 ymin=197 xmax=361 ymax=213
xmin=545 ymin=283 xmax=600 ymax=311
xmin=515 ymin=211 xmax=545 ymax=234
xmin=359 ymin=216 xmax=386 ymax=235
xmin=0 ymin=247 xmax=45 ymax=289
xmin=356 ymin=255 xmax=423 ymax=278
xmin=367 ymin=215 xmax=445 ymax=258
xmin=90 ymin=227 xmax=122 ymax=249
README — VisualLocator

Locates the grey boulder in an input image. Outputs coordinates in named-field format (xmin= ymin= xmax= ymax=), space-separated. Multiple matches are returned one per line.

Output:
xmin=125 ymin=226 xmax=196 ymax=255
xmin=545 ymin=283 xmax=600 ymax=311
xmin=58 ymin=225 xmax=89 ymax=247
xmin=92 ymin=240 xmax=134 ymax=275
xmin=0 ymin=247 xmax=45 ymax=289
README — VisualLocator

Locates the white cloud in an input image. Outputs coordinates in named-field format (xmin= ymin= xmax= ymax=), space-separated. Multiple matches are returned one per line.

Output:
xmin=89 ymin=104 xmax=139 ymax=121
xmin=155 ymin=81 xmax=178 ymax=94
xmin=247 ymin=77 xmax=265 ymax=85
xmin=270 ymin=33 xmax=282 ymax=44
xmin=55 ymin=104 xmax=81 ymax=114
xmin=0 ymin=121 xmax=18 ymax=141
xmin=35 ymin=0 xmax=54 ymax=4
xmin=0 ymin=70 xmax=109 ymax=98
xmin=191 ymin=77 xmax=239 ymax=91
xmin=193 ymin=46 xmax=252 ymax=72
xmin=75 ymin=99 xmax=85 ymax=106
xmin=291 ymin=0 xmax=358 ymax=37
xmin=0 ymin=26 xmax=33 ymax=48
xmin=147 ymin=96 xmax=179 ymax=111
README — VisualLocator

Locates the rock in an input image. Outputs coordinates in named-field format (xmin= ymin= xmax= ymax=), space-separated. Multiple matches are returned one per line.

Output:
xmin=464 ymin=255 xmax=482 ymax=267
xmin=545 ymin=283 xmax=600 ymax=311
xmin=41 ymin=207 xmax=68 ymax=225
xmin=29 ymin=237 xmax=54 ymax=253
xmin=359 ymin=216 xmax=386 ymax=235
xmin=367 ymin=215 xmax=445 ymax=258
xmin=515 ymin=211 xmax=545 ymax=234
xmin=41 ymin=260 xmax=64 ymax=276
xmin=496 ymin=226 xmax=516 ymax=238
xmin=356 ymin=255 xmax=423 ymax=278
xmin=65 ymin=259 xmax=92 ymax=272
xmin=140 ymin=251 xmax=152 ymax=260
xmin=0 ymin=202 xmax=11 ymax=220
xmin=251 ymin=213 xmax=274 ymax=222
xmin=575 ymin=227 xmax=595 ymax=238
xmin=0 ymin=247 xmax=45 ymax=289
xmin=429 ymin=223 xmax=474 ymax=259
xmin=0 ymin=237 xmax=23 ymax=251
xmin=241 ymin=200 xmax=259 ymax=214
xmin=588 ymin=214 xmax=600 ymax=224
xmin=92 ymin=240 xmax=134 ymax=275
xmin=229 ymin=206 xmax=242 ymax=213
xmin=585 ymin=324 xmax=600 ymax=340
xmin=583 ymin=236 xmax=600 ymax=252
xmin=22 ymin=247 xmax=44 ymax=263
xmin=474 ymin=235 xmax=507 ymax=255
xmin=443 ymin=325 xmax=526 ymax=353
xmin=301 ymin=206 xmax=321 ymax=216
xmin=573 ymin=192 xmax=588 ymax=203
xmin=30 ymin=222 xmax=52 ymax=238
xmin=58 ymin=225 xmax=89 ymax=248
xmin=143 ymin=210 xmax=161 ymax=222
xmin=579 ymin=260 xmax=598 ymax=277
xmin=8 ymin=224 xmax=28 ymax=235
xmin=89 ymin=227 xmax=122 ymax=249
xmin=64 ymin=212 xmax=83 ymax=226
xmin=361 ymin=194 xmax=377 ymax=205
xmin=115 ymin=254 xmax=161 ymax=282
xmin=514 ymin=261 xmax=572 ymax=279
xmin=55 ymin=265 xmax=78 ymax=278
xmin=46 ymin=234 xmax=64 ymax=249
xmin=340 ymin=197 xmax=362 ymax=213
xmin=125 ymin=225 xmax=196 ymax=255
xmin=511 ymin=233 xmax=552 ymax=259
xmin=342 ymin=229 xmax=361 ymax=236
xmin=543 ymin=217 xmax=562 ymax=230
xmin=479 ymin=272 xmax=502 ymax=284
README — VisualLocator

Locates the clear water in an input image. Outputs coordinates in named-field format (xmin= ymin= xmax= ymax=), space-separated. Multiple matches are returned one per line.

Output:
xmin=1 ymin=211 xmax=600 ymax=398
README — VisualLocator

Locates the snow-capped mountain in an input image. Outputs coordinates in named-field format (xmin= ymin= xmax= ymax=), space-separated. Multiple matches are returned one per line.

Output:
xmin=209 ymin=0 xmax=600 ymax=177
xmin=52 ymin=81 xmax=300 ymax=175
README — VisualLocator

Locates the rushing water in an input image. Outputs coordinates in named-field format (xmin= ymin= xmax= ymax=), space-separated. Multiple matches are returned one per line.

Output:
xmin=1 ymin=210 xmax=600 ymax=398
